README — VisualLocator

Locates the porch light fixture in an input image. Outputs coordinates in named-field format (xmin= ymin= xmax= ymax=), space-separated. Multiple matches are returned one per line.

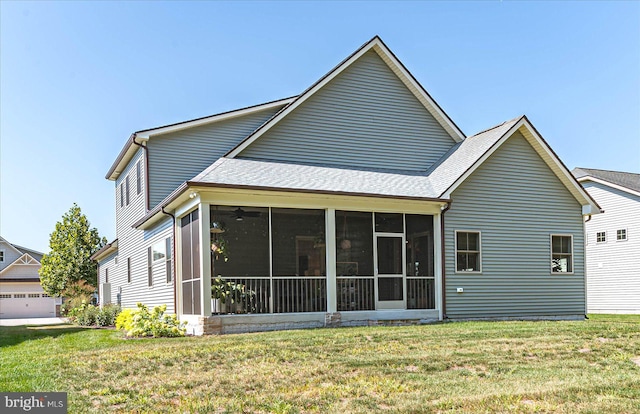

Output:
xmin=189 ymin=191 xmax=198 ymax=199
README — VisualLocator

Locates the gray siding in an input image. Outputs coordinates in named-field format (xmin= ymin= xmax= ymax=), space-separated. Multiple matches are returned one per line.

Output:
xmin=0 ymin=241 xmax=22 ymax=273
xmin=238 ymin=50 xmax=457 ymax=171
xmin=107 ymin=149 xmax=176 ymax=312
xmin=583 ymin=182 xmax=640 ymax=313
xmin=444 ymin=131 xmax=586 ymax=318
xmin=147 ymin=106 xmax=283 ymax=207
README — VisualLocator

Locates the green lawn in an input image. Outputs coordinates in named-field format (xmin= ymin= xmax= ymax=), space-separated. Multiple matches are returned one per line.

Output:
xmin=1 ymin=315 xmax=639 ymax=413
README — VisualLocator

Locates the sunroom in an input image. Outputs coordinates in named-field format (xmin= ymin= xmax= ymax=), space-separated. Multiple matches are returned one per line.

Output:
xmin=176 ymin=193 xmax=445 ymax=334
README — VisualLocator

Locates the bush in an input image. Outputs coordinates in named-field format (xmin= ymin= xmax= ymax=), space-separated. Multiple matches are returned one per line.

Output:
xmin=96 ymin=304 xmax=121 ymax=327
xmin=75 ymin=304 xmax=99 ymax=326
xmin=116 ymin=303 xmax=185 ymax=338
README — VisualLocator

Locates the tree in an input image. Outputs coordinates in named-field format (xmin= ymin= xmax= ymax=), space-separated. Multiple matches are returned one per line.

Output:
xmin=39 ymin=203 xmax=107 ymax=297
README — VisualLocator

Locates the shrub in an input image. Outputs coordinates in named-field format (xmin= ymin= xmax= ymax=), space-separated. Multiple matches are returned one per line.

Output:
xmin=116 ymin=303 xmax=185 ymax=338
xmin=75 ymin=304 xmax=99 ymax=326
xmin=96 ymin=304 xmax=121 ymax=327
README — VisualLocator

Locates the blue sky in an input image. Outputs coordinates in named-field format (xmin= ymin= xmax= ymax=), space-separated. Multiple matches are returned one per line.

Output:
xmin=1 ymin=1 xmax=639 ymax=253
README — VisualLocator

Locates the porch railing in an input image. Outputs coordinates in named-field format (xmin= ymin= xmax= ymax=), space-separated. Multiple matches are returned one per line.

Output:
xmin=336 ymin=277 xmax=375 ymax=311
xmin=406 ymin=277 xmax=435 ymax=309
xmin=212 ymin=277 xmax=326 ymax=315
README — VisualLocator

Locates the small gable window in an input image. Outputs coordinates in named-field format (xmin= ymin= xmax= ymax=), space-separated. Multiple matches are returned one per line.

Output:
xmin=0 ymin=250 xmax=4 ymax=263
xmin=551 ymin=235 xmax=573 ymax=273
xmin=596 ymin=231 xmax=606 ymax=243
xmin=617 ymin=229 xmax=627 ymax=241
xmin=455 ymin=231 xmax=481 ymax=273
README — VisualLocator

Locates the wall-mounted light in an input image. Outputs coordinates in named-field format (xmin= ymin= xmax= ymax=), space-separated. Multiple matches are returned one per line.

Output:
xmin=189 ymin=191 xmax=199 ymax=199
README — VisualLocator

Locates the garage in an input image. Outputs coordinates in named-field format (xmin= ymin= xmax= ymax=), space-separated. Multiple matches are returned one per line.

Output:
xmin=0 ymin=292 xmax=56 ymax=318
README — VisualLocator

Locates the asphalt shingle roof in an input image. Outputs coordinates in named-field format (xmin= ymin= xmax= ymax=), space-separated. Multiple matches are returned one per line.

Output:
xmin=573 ymin=167 xmax=640 ymax=193
xmin=190 ymin=117 xmax=522 ymax=200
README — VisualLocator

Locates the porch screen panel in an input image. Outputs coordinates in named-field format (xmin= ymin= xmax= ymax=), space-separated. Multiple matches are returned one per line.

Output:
xmin=335 ymin=211 xmax=374 ymax=311
xmin=181 ymin=209 xmax=201 ymax=315
xmin=405 ymin=214 xmax=435 ymax=309
xmin=272 ymin=208 xmax=326 ymax=313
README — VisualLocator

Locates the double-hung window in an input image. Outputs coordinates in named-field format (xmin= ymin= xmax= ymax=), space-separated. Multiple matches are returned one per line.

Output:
xmin=551 ymin=235 xmax=573 ymax=273
xmin=455 ymin=231 xmax=481 ymax=272
xmin=616 ymin=229 xmax=627 ymax=241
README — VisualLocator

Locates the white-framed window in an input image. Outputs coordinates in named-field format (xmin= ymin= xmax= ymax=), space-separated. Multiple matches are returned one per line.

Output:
xmin=551 ymin=234 xmax=573 ymax=274
xmin=616 ymin=229 xmax=627 ymax=241
xmin=0 ymin=250 xmax=4 ymax=263
xmin=455 ymin=231 xmax=481 ymax=273
xmin=152 ymin=240 xmax=166 ymax=262
xmin=596 ymin=231 xmax=606 ymax=243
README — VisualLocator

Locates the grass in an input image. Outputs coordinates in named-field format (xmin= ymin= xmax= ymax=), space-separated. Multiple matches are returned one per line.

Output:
xmin=1 ymin=315 xmax=639 ymax=413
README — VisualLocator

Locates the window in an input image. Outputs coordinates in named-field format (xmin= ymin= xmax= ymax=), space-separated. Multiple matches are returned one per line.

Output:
xmin=152 ymin=240 xmax=166 ymax=262
xmin=42 ymin=293 xmax=51 ymax=298
xmin=0 ymin=250 xmax=4 ymax=262
xmin=114 ymin=256 xmax=118 ymax=265
xmin=551 ymin=235 xmax=573 ymax=273
xmin=120 ymin=183 xmax=124 ymax=208
xmin=136 ymin=160 xmax=142 ymax=195
xmin=125 ymin=175 xmax=130 ymax=206
xmin=617 ymin=229 xmax=627 ymax=241
xmin=165 ymin=237 xmax=172 ymax=283
xmin=455 ymin=231 xmax=481 ymax=272
xmin=596 ymin=231 xmax=606 ymax=243
xmin=14 ymin=294 xmax=26 ymax=298
xmin=127 ymin=257 xmax=131 ymax=283
xmin=147 ymin=247 xmax=153 ymax=287
xmin=105 ymin=268 xmax=109 ymax=284
xmin=28 ymin=293 xmax=40 ymax=298
xmin=0 ymin=294 xmax=11 ymax=299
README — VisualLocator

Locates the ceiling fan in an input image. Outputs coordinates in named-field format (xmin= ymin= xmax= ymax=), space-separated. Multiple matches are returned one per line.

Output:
xmin=222 ymin=207 xmax=262 ymax=221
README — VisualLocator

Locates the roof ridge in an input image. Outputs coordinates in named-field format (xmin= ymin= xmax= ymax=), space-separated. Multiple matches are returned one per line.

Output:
xmin=575 ymin=167 xmax=640 ymax=176
xmin=468 ymin=116 xmax=523 ymax=138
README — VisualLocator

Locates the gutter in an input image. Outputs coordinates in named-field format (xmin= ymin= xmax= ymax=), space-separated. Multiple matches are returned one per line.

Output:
xmin=440 ymin=201 xmax=451 ymax=320
xmin=162 ymin=206 xmax=178 ymax=314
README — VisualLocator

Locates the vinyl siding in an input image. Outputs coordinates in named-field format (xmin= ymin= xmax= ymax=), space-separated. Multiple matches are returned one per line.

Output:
xmin=0 ymin=263 xmax=40 ymax=279
xmin=444 ymin=131 xmax=585 ymax=318
xmin=582 ymin=182 xmax=640 ymax=313
xmin=147 ymin=106 xmax=284 ymax=207
xmin=105 ymin=149 xmax=176 ymax=312
xmin=0 ymin=242 xmax=23 ymax=272
xmin=238 ymin=50 xmax=457 ymax=171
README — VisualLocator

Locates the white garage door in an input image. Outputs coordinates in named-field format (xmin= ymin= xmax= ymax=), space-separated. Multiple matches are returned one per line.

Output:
xmin=0 ymin=293 xmax=56 ymax=318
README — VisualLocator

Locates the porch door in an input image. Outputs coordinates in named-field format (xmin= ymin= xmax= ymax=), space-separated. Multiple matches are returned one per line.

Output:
xmin=375 ymin=234 xmax=405 ymax=309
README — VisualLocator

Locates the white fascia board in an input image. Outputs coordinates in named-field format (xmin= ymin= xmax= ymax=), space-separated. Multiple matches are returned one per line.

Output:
xmin=443 ymin=118 xmax=602 ymax=214
xmin=227 ymin=38 xmax=463 ymax=159
xmin=136 ymin=98 xmax=294 ymax=139
xmin=0 ymin=254 xmax=40 ymax=276
xmin=577 ymin=176 xmax=640 ymax=198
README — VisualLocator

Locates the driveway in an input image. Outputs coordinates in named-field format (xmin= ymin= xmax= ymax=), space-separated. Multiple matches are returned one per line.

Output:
xmin=0 ymin=317 xmax=67 ymax=327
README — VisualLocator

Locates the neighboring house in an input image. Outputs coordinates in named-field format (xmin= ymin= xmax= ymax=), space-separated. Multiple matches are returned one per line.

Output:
xmin=572 ymin=168 xmax=640 ymax=314
xmin=0 ymin=237 xmax=60 ymax=318
xmin=93 ymin=36 xmax=600 ymax=335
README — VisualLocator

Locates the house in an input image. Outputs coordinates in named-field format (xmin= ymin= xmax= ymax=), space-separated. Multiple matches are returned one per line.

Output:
xmin=572 ymin=168 xmax=640 ymax=314
xmin=0 ymin=237 xmax=61 ymax=318
xmin=93 ymin=36 xmax=601 ymax=335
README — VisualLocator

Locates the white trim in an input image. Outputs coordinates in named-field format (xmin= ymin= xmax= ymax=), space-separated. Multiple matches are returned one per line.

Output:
xmin=326 ymin=209 xmax=337 ymax=313
xmin=442 ymin=118 xmax=601 ymax=215
xmin=433 ymin=214 xmax=443 ymax=321
xmin=0 ymin=253 xmax=42 ymax=276
xmin=136 ymin=98 xmax=295 ymax=139
xmin=199 ymin=203 xmax=212 ymax=316
xmin=454 ymin=230 xmax=482 ymax=274
xmin=550 ymin=234 xmax=575 ymax=275
xmin=616 ymin=228 xmax=628 ymax=242
xmin=577 ymin=176 xmax=640 ymax=197
xmin=226 ymin=37 xmax=464 ymax=158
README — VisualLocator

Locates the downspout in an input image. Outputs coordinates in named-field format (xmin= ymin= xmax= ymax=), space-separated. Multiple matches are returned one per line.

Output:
xmin=132 ymin=135 xmax=150 ymax=213
xmin=440 ymin=201 xmax=451 ymax=320
xmin=162 ymin=206 xmax=177 ymax=315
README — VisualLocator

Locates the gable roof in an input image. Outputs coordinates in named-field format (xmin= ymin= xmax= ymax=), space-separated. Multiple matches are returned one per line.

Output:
xmin=0 ymin=253 xmax=41 ymax=277
xmin=0 ymin=237 xmax=43 ymax=262
xmin=225 ymin=36 xmax=465 ymax=159
xmin=573 ymin=167 xmax=640 ymax=197
xmin=106 ymin=97 xmax=295 ymax=181
xmin=0 ymin=237 xmax=42 ymax=278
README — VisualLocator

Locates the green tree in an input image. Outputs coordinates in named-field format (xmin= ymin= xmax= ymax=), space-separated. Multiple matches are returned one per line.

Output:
xmin=39 ymin=203 xmax=107 ymax=297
